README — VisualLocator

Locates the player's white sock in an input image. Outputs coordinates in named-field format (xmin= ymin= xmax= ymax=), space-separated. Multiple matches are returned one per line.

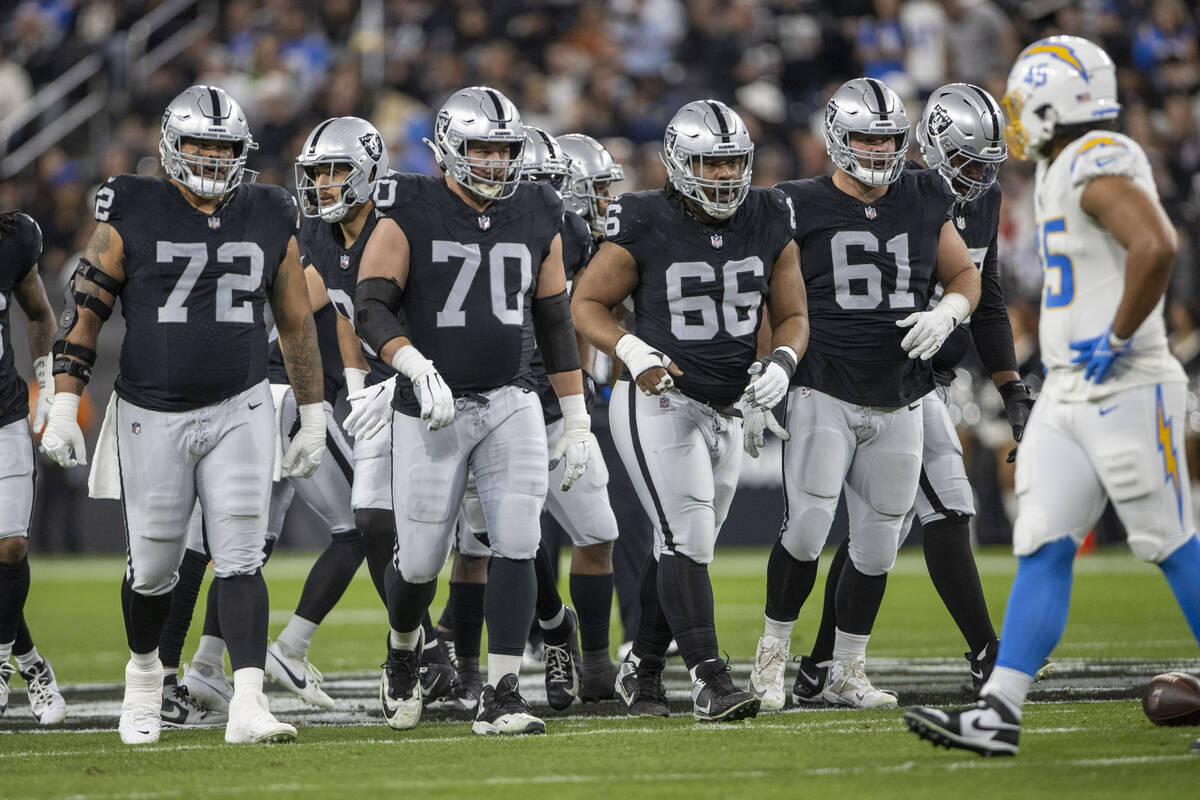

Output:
xmin=232 ymin=667 xmax=264 ymax=697
xmin=763 ymin=616 xmax=794 ymax=641
xmin=193 ymin=635 xmax=227 ymax=669
xmin=0 ymin=640 xmax=13 ymax=665
xmin=486 ymin=653 xmax=523 ymax=686
xmin=389 ymin=627 xmax=421 ymax=651
xmin=832 ymin=629 xmax=870 ymax=663
xmin=538 ymin=606 xmax=566 ymax=630
xmin=14 ymin=646 xmax=40 ymax=672
xmin=130 ymin=649 xmax=159 ymax=671
xmin=981 ymin=666 xmax=1031 ymax=721
xmin=277 ymin=615 xmax=318 ymax=657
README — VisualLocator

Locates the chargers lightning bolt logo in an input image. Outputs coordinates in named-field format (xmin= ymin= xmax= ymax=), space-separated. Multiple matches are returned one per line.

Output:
xmin=1022 ymin=43 xmax=1089 ymax=81
xmin=1155 ymin=384 xmax=1183 ymax=525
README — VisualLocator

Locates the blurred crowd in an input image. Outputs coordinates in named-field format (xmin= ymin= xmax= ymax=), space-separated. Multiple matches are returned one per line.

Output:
xmin=3 ymin=0 xmax=1200 ymax=549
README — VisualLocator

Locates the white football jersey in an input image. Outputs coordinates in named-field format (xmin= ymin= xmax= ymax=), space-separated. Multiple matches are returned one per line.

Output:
xmin=1034 ymin=131 xmax=1186 ymax=399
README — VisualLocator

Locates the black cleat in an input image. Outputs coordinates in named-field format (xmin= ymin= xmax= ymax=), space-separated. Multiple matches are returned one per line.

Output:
xmin=419 ymin=638 xmax=458 ymax=705
xmin=791 ymin=655 xmax=828 ymax=704
xmin=966 ymin=640 xmax=999 ymax=693
xmin=904 ymin=694 xmax=1020 ymax=757
xmin=580 ymin=649 xmax=617 ymax=702
xmin=542 ymin=607 xmax=581 ymax=711
xmin=615 ymin=653 xmax=669 ymax=717
xmin=472 ymin=674 xmax=545 ymax=735
xmin=692 ymin=658 xmax=760 ymax=722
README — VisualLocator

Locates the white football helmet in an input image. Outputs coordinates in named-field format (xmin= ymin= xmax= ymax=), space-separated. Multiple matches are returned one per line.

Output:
xmin=916 ymin=83 xmax=1007 ymax=202
xmin=823 ymin=78 xmax=909 ymax=187
xmin=1002 ymin=36 xmax=1120 ymax=161
xmin=520 ymin=125 xmax=571 ymax=196
xmin=661 ymin=99 xmax=754 ymax=220
xmin=295 ymin=117 xmax=389 ymax=223
xmin=558 ymin=134 xmax=624 ymax=236
xmin=423 ymin=86 xmax=525 ymax=201
xmin=159 ymin=85 xmax=257 ymax=198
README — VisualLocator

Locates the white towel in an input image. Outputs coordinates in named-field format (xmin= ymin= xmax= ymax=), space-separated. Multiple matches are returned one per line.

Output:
xmin=87 ymin=393 xmax=120 ymax=499
xmin=270 ymin=382 xmax=293 ymax=482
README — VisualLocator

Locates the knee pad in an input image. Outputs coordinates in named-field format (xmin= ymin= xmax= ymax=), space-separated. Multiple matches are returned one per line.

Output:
xmin=778 ymin=503 xmax=831 ymax=563
xmin=487 ymin=495 xmax=544 ymax=560
xmin=127 ymin=565 xmax=177 ymax=597
xmin=846 ymin=538 xmax=897 ymax=576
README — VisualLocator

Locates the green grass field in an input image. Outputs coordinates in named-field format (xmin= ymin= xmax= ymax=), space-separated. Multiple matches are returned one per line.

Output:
xmin=3 ymin=547 xmax=1199 ymax=799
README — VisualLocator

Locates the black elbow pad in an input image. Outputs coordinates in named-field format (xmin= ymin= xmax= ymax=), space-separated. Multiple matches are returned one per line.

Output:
xmin=355 ymin=277 xmax=408 ymax=354
xmin=533 ymin=290 xmax=581 ymax=373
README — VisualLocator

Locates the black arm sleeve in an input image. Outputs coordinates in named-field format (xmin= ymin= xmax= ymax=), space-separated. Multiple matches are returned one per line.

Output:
xmin=354 ymin=277 xmax=408 ymax=355
xmin=968 ymin=230 xmax=1019 ymax=376
xmin=532 ymin=289 xmax=581 ymax=374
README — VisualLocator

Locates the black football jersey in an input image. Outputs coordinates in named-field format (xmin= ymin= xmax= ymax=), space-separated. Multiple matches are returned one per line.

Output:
xmin=534 ymin=209 xmax=596 ymax=423
xmin=0 ymin=213 xmax=42 ymax=427
xmin=380 ymin=174 xmax=563 ymax=416
xmin=776 ymin=169 xmax=954 ymax=407
xmin=97 ymin=175 xmax=297 ymax=411
xmin=266 ymin=212 xmax=387 ymax=401
xmin=606 ymin=187 xmax=795 ymax=406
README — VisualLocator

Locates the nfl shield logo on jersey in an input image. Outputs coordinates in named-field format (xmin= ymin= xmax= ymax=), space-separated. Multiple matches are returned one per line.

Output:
xmin=711 ymin=233 xmax=724 ymax=249
xmin=478 ymin=215 xmax=491 ymax=231
xmin=208 ymin=217 xmax=220 ymax=230
xmin=956 ymin=215 xmax=966 ymax=230
xmin=799 ymin=387 xmax=812 ymax=398
xmin=339 ymin=254 xmax=350 ymax=270
xmin=864 ymin=206 xmax=877 ymax=220
xmin=131 ymin=422 xmax=141 ymax=434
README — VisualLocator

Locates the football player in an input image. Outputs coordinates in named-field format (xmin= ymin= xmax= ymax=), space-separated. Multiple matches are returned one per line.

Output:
xmin=354 ymin=86 xmax=594 ymax=736
xmin=0 ymin=211 xmax=66 ymax=725
xmin=906 ymin=36 xmax=1200 ymax=756
xmin=572 ymin=99 xmax=808 ymax=722
xmin=747 ymin=78 xmax=981 ymax=710
xmin=41 ymin=85 xmax=325 ymax=745
xmin=757 ymin=83 xmax=1029 ymax=708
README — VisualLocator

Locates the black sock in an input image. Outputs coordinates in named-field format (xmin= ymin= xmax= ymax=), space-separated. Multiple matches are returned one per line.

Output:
xmin=570 ymin=572 xmax=613 ymax=653
xmin=657 ymin=554 xmax=718 ymax=670
xmin=764 ymin=539 xmax=819 ymax=622
xmin=121 ymin=576 xmax=173 ymax=654
xmin=485 ymin=556 xmax=536 ymax=657
xmin=923 ymin=516 xmax=996 ymax=653
xmin=157 ymin=548 xmax=209 ymax=669
xmin=632 ymin=555 xmax=672 ymax=660
xmin=201 ymin=576 xmax=222 ymax=639
xmin=533 ymin=541 xmax=564 ymax=622
xmin=356 ymin=508 xmax=394 ymax=604
xmin=384 ymin=562 xmax=437 ymax=635
xmin=218 ymin=572 xmax=269 ymax=671
xmin=436 ymin=601 xmax=454 ymax=633
xmin=14 ymin=615 xmax=33 ymax=655
xmin=810 ymin=540 xmax=849 ymax=663
xmin=0 ymin=556 xmax=31 ymax=643
xmin=449 ymin=581 xmax=485 ymax=659
xmin=834 ymin=559 xmax=888 ymax=636
xmin=421 ymin=611 xmax=438 ymax=645
xmin=294 ymin=530 xmax=365 ymax=624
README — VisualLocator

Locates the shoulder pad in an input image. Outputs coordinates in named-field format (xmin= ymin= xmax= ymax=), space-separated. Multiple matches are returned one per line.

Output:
xmin=93 ymin=174 xmax=151 ymax=225
xmin=1068 ymin=134 xmax=1146 ymax=187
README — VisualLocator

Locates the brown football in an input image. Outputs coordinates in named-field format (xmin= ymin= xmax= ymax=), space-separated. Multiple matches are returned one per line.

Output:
xmin=1142 ymin=672 xmax=1200 ymax=727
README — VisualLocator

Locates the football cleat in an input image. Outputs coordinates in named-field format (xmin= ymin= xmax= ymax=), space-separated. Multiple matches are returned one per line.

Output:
xmin=904 ymin=693 xmax=1021 ymax=756
xmin=472 ymin=673 xmax=545 ymax=735
xmin=380 ymin=631 xmax=423 ymax=730
xmin=791 ymin=655 xmax=829 ymax=704
xmin=615 ymin=653 xmax=670 ymax=717
xmin=821 ymin=658 xmax=898 ymax=709
xmin=224 ymin=690 xmax=297 ymax=744
xmin=579 ymin=649 xmax=617 ymax=702
xmin=692 ymin=658 xmax=760 ymax=722
xmin=440 ymin=656 xmax=481 ymax=713
xmin=180 ymin=661 xmax=232 ymax=713
xmin=748 ymin=635 xmax=789 ymax=711
xmin=542 ymin=606 xmax=581 ymax=711
xmin=20 ymin=657 xmax=66 ymax=725
xmin=419 ymin=638 xmax=458 ymax=705
xmin=161 ymin=680 xmax=225 ymax=728
xmin=120 ymin=659 xmax=164 ymax=744
xmin=0 ymin=661 xmax=14 ymax=716
xmin=966 ymin=640 xmax=999 ymax=693
xmin=266 ymin=640 xmax=334 ymax=709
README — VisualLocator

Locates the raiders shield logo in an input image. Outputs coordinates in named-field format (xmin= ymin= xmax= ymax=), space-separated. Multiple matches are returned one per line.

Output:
xmin=359 ymin=132 xmax=383 ymax=162
xmin=339 ymin=254 xmax=350 ymax=270
xmin=864 ymin=206 xmax=877 ymax=220
xmin=711 ymin=233 xmax=724 ymax=249
xmin=956 ymin=215 xmax=966 ymax=230
xmin=478 ymin=215 xmax=491 ymax=230
xmin=208 ymin=216 xmax=221 ymax=230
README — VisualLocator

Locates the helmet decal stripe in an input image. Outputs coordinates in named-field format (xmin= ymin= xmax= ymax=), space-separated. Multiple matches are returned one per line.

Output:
xmin=206 ymin=86 xmax=224 ymax=124
xmin=968 ymin=84 xmax=1001 ymax=140
xmin=865 ymin=78 xmax=890 ymax=117
xmin=535 ymin=127 xmax=556 ymax=155
xmin=707 ymin=101 xmax=731 ymax=141
xmin=484 ymin=88 xmax=508 ymax=129
xmin=307 ymin=118 xmax=337 ymax=155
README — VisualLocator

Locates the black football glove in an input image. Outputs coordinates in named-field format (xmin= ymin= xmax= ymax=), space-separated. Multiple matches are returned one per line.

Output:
xmin=999 ymin=380 xmax=1033 ymax=442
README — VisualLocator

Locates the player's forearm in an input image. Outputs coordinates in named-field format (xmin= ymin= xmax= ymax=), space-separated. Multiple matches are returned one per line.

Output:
xmin=942 ymin=267 xmax=981 ymax=312
xmin=336 ymin=313 xmax=369 ymax=372
xmin=25 ymin=306 xmax=55 ymax=361
xmin=990 ymin=370 xmax=1021 ymax=392
xmin=769 ymin=311 xmax=808 ymax=363
xmin=277 ymin=313 xmax=324 ymax=405
xmin=1111 ymin=241 xmax=1175 ymax=340
xmin=570 ymin=296 xmax=627 ymax=356
xmin=547 ymin=369 xmax=584 ymax=399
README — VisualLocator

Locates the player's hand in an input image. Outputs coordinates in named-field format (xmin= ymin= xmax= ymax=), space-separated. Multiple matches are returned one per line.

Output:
xmin=1069 ymin=327 xmax=1132 ymax=384
xmin=40 ymin=392 xmax=87 ymax=467
xmin=998 ymin=380 xmax=1033 ymax=441
xmin=412 ymin=368 xmax=455 ymax=430
xmin=615 ymin=334 xmax=682 ymax=396
xmin=281 ymin=402 xmax=326 ymax=478
xmin=897 ymin=293 xmax=970 ymax=361
xmin=549 ymin=395 xmax=594 ymax=491
xmin=31 ymin=354 xmax=53 ymax=434
xmin=741 ymin=347 xmax=798 ymax=410
xmin=345 ymin=376 xmax=396 ymax=441
xmin=741 ymin=403 xmax=790 ymax=459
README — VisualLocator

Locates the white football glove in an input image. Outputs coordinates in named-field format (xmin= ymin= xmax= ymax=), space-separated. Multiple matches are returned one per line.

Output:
xmin=614 ymin=333 xmax=676 ymax=395
xmin=548 ymin=394 xmax=594 ymax=491
xmin=392 ymin=345 xmax=455 ymax=431
xmin=742 ymin=403 xmax=790 ymax=459
xmin=31 ymin=354 xmax=53 ymax=434
xmin=896 ymin=292 xmax=971 ymax=361
xmin=741 ymin=346 xmax=798 ymax=410
xmin=344 ymin=375 xmax=396 ymax=441
xmin=281 ymin=402 xmax=326 ymax=478
xmin=40 ymin=391 xmax=87 ymax=467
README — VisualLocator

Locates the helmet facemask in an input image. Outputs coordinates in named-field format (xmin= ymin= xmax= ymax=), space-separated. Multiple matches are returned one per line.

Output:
xmin=295 ymin=159 xmax=372 ymax=223
xmin=161 ymin=134 xmax=253 ymax=199
xmin=663 ymin=145 xmax=753 ymax=220
xmin=829 ymin=129 xmax=908 ymax=187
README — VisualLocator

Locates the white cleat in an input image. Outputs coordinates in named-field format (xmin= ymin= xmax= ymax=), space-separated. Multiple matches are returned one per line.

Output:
xmin=380 ymin=632 xmax=423 ymax=730
xmin=0 ymin=661 xmax=14 ymax=716
xmin=821 ymin=658 xmax=898 ymax=709
xmin=20 ymin=657 xmax=67 ymax=725
xmin=748 ymin=635 xmax=789 ymax=712
xmin=180 ymin=661 xmax=232 ymax=713
xmin=120 ymin=659 xmax=164 ymax=744
xmin=266 ymin=640 xmax=334 ymax=709
xmin=224 ymin=690 xmax=297 ymax=744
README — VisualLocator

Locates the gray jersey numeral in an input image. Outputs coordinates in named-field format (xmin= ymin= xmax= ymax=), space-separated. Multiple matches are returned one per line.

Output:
xmin=433 ymin=240 xmax=532 ymax=328
xmin=156 ymin=241 xmax=265 ymax=324
xmin=665 ymin=256 xmax=764 ymax=341
xmin=831 ymin=231 xmax=914 ymax=310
